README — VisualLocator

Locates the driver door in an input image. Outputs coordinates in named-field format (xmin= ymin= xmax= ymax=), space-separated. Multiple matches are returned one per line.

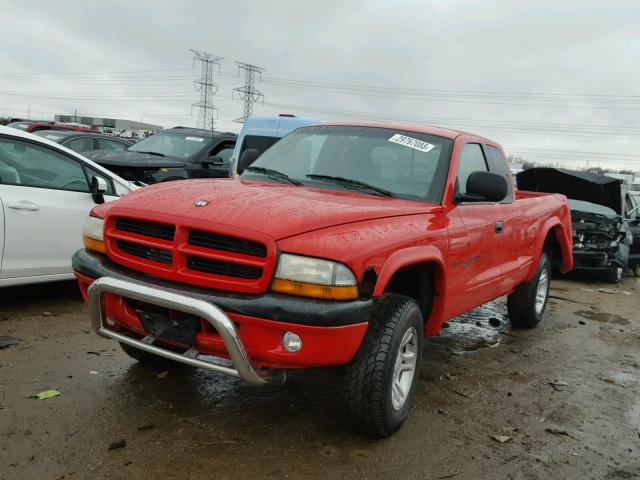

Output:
xmin=0 ymin=136 xmax=99 ymax=280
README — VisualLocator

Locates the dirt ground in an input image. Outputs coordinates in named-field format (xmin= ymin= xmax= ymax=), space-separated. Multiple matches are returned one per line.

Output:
xmin=1 ymin=273 xmax=639 ymax=480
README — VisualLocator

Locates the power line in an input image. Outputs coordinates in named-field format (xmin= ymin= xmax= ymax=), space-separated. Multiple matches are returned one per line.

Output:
xmin=232 ymin=62 xmax=264 ymax=123
xmin=0 ymin=67 xmax=195 ymax=77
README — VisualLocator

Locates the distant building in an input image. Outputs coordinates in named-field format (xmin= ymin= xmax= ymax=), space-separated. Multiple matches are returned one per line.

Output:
xmin=54 ymin=115 xmax=163 ymax=132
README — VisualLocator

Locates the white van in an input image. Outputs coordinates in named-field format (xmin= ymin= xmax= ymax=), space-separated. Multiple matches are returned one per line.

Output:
xmin=230 ymin=114 xmax=319 ymax=176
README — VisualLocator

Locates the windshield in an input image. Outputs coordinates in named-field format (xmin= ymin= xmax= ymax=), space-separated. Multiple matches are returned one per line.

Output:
xmin=128 ymin=132 xmax=209 ymax=159
xmin=33 ymin=131 xmax=66 ymax=142
xmin=569 ymin=199 xmax=617 ymax=218
xmin=240 ymin=125 xmax=453 ymax=202
xmin=7 ymin=122 xmax=30 ymax=130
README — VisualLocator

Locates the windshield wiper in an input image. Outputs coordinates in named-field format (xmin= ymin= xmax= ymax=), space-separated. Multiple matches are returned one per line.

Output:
xmin=306 ymin=174 xmax=394 ymax=197
xmin=134 ymin=150 xmax=166 ymax=157
xmin=244 ymin=166 xmax=303 ymax=186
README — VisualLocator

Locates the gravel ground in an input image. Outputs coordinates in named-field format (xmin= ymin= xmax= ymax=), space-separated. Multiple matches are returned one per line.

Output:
xmin=1 ymin=273 xmax=639 ymax=480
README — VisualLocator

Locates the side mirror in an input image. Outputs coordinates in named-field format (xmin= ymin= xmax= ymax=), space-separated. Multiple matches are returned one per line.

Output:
xmin=91 ymin=175 xmax=108 ymax=204
xmin=457 ymin=171 xmax=508 ymax=203
xmin=237 ymin=149 xmax=260 ymax=175
xmin=202 ymin=155 xmax=224 ymax=168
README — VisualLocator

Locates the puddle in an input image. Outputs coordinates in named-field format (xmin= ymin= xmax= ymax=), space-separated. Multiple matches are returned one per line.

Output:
xmin=574 ymin=310 xmax=630 ymax=325
xmin=431 ymin=300 xmax=508 ymax=354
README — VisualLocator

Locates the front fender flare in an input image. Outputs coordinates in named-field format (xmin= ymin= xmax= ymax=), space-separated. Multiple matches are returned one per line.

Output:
xmin=372 ymin=246 xmax=446 ymax=335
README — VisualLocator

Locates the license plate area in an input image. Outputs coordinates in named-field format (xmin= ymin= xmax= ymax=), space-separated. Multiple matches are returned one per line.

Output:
xmin=133 ymin=301 xmax=201 ymax=347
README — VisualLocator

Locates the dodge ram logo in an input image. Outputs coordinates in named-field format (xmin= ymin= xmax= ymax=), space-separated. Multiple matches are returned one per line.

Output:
xmin=193 ymin=200 xmax=209 ymax=207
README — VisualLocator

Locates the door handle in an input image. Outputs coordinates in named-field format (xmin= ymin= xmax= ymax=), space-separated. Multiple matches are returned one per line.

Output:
xmin=7 ymin=201 xmax=40 ymax=211
xmin=495 ymin=221 xmax=503 ymax=234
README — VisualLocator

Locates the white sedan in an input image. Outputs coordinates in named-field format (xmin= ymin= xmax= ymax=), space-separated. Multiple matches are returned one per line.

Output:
xmin=0 ymin=125 xmax=137 ymax=287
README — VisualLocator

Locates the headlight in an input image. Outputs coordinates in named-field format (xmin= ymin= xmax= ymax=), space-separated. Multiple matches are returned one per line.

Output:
xmin=82 ymin=216 xmax=106 ymax=254
xmin=272 ymin=254 xmax=358 ymax=300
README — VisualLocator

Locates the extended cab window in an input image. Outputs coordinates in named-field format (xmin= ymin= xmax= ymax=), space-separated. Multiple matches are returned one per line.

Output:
xmin=484 ymin=144 xmax=513 ymax=203
xmin=457 ymin=143 xmax=488 ymax=195
xmin=0 ymin=138 xmax=90 ymax=192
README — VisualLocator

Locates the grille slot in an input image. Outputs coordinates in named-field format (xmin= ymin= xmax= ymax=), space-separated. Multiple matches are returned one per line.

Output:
xmin=117 ymin=240 xmax=173 ymax=265
xmin=186 ymin=255 xmax=262 ymax=279
xmin=188 ymin=230 xmax=267 ymax=258
xmin=116 ymin=218 xmax=175 ymax=241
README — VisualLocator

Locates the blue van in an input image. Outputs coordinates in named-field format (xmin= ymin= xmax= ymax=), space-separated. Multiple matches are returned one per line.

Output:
xmin=230 ymin=114 xmax=319 ymax=176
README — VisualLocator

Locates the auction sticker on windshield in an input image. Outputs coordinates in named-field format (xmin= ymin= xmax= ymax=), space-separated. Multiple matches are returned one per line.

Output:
xmin=388 ymin=134 xmax=435 ymax=153
xmin=185 ymin=136 xmax=204 ymax=142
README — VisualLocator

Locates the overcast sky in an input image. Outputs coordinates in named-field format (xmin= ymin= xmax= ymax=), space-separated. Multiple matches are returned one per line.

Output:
xmin=2 ymin=0 xmax=640 ymax=170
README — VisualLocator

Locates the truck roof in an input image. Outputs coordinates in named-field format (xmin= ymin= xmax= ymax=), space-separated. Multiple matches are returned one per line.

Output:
xmin=169 ymin=126 xmax=237 ymax=138
xmin=318 ymin=121 xmax=474 ymax=141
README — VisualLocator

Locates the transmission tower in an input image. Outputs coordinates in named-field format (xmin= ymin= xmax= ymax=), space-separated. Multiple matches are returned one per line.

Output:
xmin=233 ymin=62 xmax=265 ymax=122
xmin=191 ymin=49 xmax=222 ymax=131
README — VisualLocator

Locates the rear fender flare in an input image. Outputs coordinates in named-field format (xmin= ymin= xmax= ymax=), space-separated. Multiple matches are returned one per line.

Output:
xmin=528 ymin=219 xmax=573 ymax=279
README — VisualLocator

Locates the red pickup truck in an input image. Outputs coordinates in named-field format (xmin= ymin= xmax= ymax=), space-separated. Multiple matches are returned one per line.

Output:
xmin=73 ymin=123 xmax=573 ymax=437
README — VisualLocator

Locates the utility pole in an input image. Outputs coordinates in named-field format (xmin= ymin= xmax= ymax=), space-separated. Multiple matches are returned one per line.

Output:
xmin=190 ymin=49 xmax=223 ymax=131
xmin=233 ymin=62 xmax=265 ymax=123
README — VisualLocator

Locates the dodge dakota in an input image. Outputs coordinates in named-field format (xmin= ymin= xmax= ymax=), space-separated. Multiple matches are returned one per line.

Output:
xmin=73 ymin=122 xmax=573 ymax=437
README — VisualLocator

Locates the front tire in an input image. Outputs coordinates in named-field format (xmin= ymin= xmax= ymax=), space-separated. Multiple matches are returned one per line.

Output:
xmin=507 ymin=252 xmax=551 ymax=328
xmin=633 ymin=264 xmax=640 ymax=278
xmin=341 ymin=294 xmax=423 ymax=438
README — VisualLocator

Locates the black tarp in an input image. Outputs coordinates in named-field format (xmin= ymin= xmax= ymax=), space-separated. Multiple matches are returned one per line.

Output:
xmin=516 ymin=168 xmax=623 ymax=214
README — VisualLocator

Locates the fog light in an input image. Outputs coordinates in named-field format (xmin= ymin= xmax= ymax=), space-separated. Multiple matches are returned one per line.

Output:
xmin=282 ymin=331 xmax=302 ymax=353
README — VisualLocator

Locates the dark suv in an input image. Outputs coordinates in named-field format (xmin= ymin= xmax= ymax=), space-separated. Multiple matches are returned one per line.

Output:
xmin=86 ymin=127 xmax=237 ymax=184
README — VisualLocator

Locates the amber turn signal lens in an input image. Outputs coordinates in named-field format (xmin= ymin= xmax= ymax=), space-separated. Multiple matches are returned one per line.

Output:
xmin=83 ymin=236 xmax=107 ymax=254
xmin=271 ymin=278 xmax=358 ymax=300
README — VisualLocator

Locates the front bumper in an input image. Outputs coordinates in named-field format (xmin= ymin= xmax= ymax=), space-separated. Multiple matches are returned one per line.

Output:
xmin=572 ymin=251 xmax=612 ymax=271
xmin=73 ymin=249 xmax=371 ymax=383
xmin=573 ymin=245 xmax=629 ymax=272
xmin=89 ymin=276 xmax=281 ymax=385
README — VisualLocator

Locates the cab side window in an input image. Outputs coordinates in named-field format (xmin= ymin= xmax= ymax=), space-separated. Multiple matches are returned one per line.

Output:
xmin=210 ymin=142 xmax=235 ymax=164
xmin=0 ymin=138 xmax=90 ymax=192
xmin=457 ymin=143 xmax=488 ymax=195
xmin=484 ymin=145 xmax=513 ymax=203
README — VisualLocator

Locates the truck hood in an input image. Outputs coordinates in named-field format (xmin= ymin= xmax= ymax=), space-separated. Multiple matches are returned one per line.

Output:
xmin=106 ymin=178 xmax=436 ymax=240
xmin=516 ymin=167 xmax=623 ymax=214
xmin=86 ymin=150 xmax=187 ymax=168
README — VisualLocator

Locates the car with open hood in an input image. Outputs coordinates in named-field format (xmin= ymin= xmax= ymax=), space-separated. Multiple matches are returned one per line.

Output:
xmin=624 ymin=191 xmax=640 ymax=276
xmin=86 ymin=127 xmax=237 ymax=184
xmin=517 ymin=167 xmax=633 ymax=283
